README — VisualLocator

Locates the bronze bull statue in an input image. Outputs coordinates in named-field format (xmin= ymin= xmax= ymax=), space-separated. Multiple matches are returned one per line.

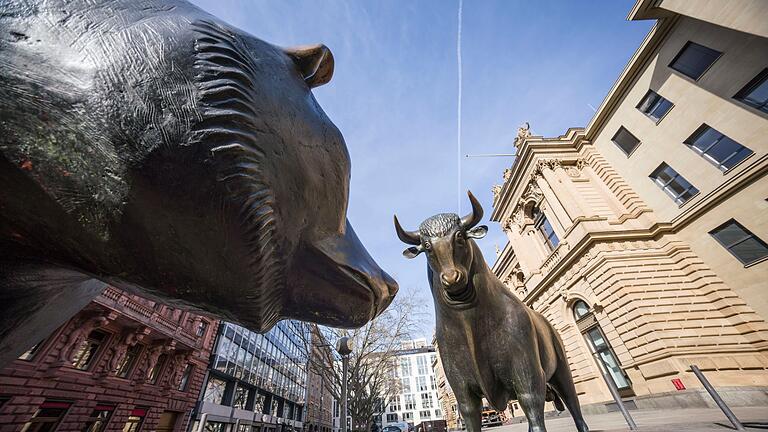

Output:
xmin=394 ymin=191 xmax=588 ymax=432
xmin=0 ymin=0 xmax=398 ymax=367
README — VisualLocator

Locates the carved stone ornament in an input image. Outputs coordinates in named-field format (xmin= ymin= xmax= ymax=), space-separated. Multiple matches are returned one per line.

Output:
xmin=503 ymin=168 xmax=513 ymax=181
xmin=59 ymin=315 xmax=110 ymax=364
xmin=108 ymin=328 xmax=148 ymax=373
xmin=521 ymin=182 xmax=544 ymax=207
xmin=491 ymin=184 xmax=502 ymax=202
xmin=514 ymin=122 xmax=531 ymax=147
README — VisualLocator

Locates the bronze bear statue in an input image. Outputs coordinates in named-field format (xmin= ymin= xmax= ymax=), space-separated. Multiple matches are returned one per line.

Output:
xmin=0 ymin=0 xmax=398 ymax=366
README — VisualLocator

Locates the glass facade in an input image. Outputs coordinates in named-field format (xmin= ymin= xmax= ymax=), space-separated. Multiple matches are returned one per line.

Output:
xmin=200 ymin=321 xmax=309 ymax=429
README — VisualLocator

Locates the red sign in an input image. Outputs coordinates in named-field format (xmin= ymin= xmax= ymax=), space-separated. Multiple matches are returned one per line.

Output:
xmin=672 ymin=378 xmax=686 ymax=390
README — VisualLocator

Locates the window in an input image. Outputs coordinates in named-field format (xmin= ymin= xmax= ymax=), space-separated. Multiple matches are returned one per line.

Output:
xmin=710 ymin=219 xmax=768 ymax=265
xmin=572 ymin=303 xmax=632 ymax=392
xmin=403 ymin=412 xmax=413 ymax=421
xmin=430 ymin=376 xmax=436 ymax=390
xmin=734 ymin=68 xmax=768 ymax=113
xmin=83 ymin=405 xmax=116 ymax=432
xmin=419 ymin=410 xmax=431 ymax=419
xmin=22 ymin=401 xmax=71 ymax=432
xmin=533 ymin=208 xmax=559 ymax=251
xmin=197 ymin=320 xmax=210 ymax=337
xmin=637 ymin=90 xmax=673 ymax=123
xmin=435 ymin=409 xmax=442 ymax=418
xmin=178 ymin=364 xmax=193 ymax=391
xmin=684 ymin=125 xmax=753 ymax=171
xmin=204 ymin=422 xmax=227 ymax=432
xmin=420 ymin=393 xmax=434 ymax=409
xmin=399 ymin=358 xmax=411 ymax=377
xmin=386 ymin=414 xmax=398 ymax=423
xmin=400 ymin=377 xmax=411 ymax=393
xmin=122 ymin=408 xmax=147 ymax=432
xmin=585 ymin=327 xmax=632 ymax=390
xmin=72 ymin=330 xmax=109 ymax=370
xmin=18 ymin=340 xmax=45 ymax=361
xmin=203 ymin=376 xmax=228 ymax=404
xmin=233 ymin=385 xmax=249 ymax=409
xmin=116 ymin=344 xmax=142 ymax=378
xmin=253 ymin=393 xmax=265 ymax=414
xmin=669 ymin=41 xmax=721 ymax=80
xmin=416 ymin=376 xmax=428 ymax=392
xmin=416 ymin=356 xmax=429 ymax=375
xmin=388 ymin=395 xmax=401 ymax=412
xmin=649 ymin=163 xmax=699 ymax=205
xmin=573 ymin=300 xmax=590 ymax=321
xmin=611 ymin=126 xmax=641 ymax=156
xmin=148 ymin=354 xmax=167 ymax=384
xmin=404 ymin=394 xmax=416 ymax=410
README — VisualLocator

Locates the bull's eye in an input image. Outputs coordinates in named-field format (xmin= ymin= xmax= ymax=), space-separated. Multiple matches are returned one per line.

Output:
xmin=455 ymin=231 xmax=463 ymax=240
xmin=424 ymin=241 xmax=432 ymax=250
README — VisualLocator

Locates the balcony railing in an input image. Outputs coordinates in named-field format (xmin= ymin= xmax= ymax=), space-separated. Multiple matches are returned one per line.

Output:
xmin=96 ymin=286 xmax=202 ymax=349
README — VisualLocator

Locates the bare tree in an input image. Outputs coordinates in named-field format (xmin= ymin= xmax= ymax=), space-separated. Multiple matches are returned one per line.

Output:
xmin=297 ymin=291 xmax=424 ymax=432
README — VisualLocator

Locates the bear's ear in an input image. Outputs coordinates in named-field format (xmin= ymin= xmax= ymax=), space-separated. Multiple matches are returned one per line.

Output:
xmin=284 ymin=44 xmax=335 ymax=88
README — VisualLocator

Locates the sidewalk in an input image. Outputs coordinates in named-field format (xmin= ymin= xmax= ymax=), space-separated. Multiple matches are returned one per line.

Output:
xmin=496 ymin=406 xmax=768 ymax=431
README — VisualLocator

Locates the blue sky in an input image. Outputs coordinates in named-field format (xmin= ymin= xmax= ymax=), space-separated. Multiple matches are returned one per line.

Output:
xmin=189 ymin=0 xmax=653 ymax=339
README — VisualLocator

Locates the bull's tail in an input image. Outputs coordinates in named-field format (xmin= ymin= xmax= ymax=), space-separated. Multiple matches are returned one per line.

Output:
xmin=545 ymin=384 xmax=566 ymax=412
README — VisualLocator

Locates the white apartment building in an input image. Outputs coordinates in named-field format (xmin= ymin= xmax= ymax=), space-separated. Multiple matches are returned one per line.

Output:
xmin=380 ymin=339 xmax=444 ymax=429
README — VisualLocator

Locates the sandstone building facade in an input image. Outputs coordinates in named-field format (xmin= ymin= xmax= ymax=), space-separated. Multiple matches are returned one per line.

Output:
xmin=491 ymin=0 xmax=768 ymax=410
xmin=0 ymin=286 xmax=217 ymax=432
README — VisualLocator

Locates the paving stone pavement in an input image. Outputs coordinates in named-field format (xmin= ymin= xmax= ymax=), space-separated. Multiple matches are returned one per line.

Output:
xmin=492 ymin=406 xmax=768 ymax=431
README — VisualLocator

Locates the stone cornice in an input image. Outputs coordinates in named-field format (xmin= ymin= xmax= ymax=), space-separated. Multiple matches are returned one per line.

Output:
xmin=584 ymin=15 xmax=678 ymax=141
xmin=491 ymin=128 xmax=587 ymax=222
xmin=522 ymin=222 xmax=675 ymax=305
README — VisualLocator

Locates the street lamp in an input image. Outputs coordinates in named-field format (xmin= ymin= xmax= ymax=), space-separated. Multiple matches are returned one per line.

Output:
xmin=336 ymin=337 xmax=353 ymax=432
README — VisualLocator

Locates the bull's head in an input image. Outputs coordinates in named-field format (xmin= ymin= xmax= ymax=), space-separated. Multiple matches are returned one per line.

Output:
xmin=394 ymin=191 xmax=487 ymax=303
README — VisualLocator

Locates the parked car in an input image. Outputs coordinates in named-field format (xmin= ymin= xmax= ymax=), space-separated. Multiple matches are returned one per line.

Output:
xmin=481 ymin=406 xmax=503 ymax=428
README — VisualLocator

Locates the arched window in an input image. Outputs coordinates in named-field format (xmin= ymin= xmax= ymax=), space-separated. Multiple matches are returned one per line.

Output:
xmin=573 ymin=300 xmax=590 ymax=321
xmin=572 ymin=300 xmax=632 ymax=393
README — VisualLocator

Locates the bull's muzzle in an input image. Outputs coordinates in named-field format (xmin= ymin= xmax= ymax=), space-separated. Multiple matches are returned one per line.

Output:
xmin=440 ymin=269 xmax=465 ymax=289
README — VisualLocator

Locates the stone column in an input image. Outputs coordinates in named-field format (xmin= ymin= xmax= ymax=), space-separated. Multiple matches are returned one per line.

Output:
xmin=535 ymin=168 xmax=572 ymax=232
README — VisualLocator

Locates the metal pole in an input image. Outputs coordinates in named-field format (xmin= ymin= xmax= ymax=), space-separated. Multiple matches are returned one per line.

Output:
xmin=341 ymin=355 xmax=349 ymax=432
xmin=464 ymin=153 xmax=517 ymax=158
xmin=592 ymin=353 xmax=637 ymax=430
xmin=690 ymin=365 xmax=745 ymax=431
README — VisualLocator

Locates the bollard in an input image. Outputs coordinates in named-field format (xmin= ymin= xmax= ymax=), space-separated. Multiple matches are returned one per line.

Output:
xmin=690 ymin=365 xmax=745 ymax=431
xmin=593 ymin=353 xmax=637 ymax=430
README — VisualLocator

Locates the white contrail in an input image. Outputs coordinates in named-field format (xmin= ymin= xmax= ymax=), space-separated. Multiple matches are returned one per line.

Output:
xmin=456 ymin=0 xmax=463 ymax=214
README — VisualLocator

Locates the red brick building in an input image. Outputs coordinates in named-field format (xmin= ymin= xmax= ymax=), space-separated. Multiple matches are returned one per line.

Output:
xmin=0 ymin=286 xmax=218 ymax=432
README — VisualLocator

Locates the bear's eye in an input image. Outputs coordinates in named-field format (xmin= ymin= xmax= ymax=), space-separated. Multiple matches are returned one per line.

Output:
xmin=423 ymin=242 xmax=432 ymax=250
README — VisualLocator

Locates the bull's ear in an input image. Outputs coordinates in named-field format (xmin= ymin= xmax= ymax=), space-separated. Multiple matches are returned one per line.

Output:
xmin=284 ymin=44 xmax=334 ymax=88
xmin=467 ymin=225 xmax=488 ymax=239
xmin=403 ymin=246 xmax=422 ymax=259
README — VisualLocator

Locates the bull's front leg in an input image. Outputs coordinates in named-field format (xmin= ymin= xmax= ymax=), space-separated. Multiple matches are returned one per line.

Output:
xmin=513 ymin=368 xmax=548 ymax=432
xmin=455 ymin=387 xmax=482 ymax=432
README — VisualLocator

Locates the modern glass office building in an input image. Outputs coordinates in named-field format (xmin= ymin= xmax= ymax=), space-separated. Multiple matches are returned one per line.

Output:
xmin=192 ymin=321 xmax=309 ymax=432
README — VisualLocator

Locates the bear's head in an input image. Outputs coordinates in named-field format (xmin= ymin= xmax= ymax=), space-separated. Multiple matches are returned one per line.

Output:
xmin=0 ymin=1 xmax=398 ymax=332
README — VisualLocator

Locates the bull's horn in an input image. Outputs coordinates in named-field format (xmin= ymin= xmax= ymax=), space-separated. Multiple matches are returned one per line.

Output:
xmin=460 ymin=190 xmax=483 ymax=229
xmin=393 ymin=215 xmax=421 ymax=245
